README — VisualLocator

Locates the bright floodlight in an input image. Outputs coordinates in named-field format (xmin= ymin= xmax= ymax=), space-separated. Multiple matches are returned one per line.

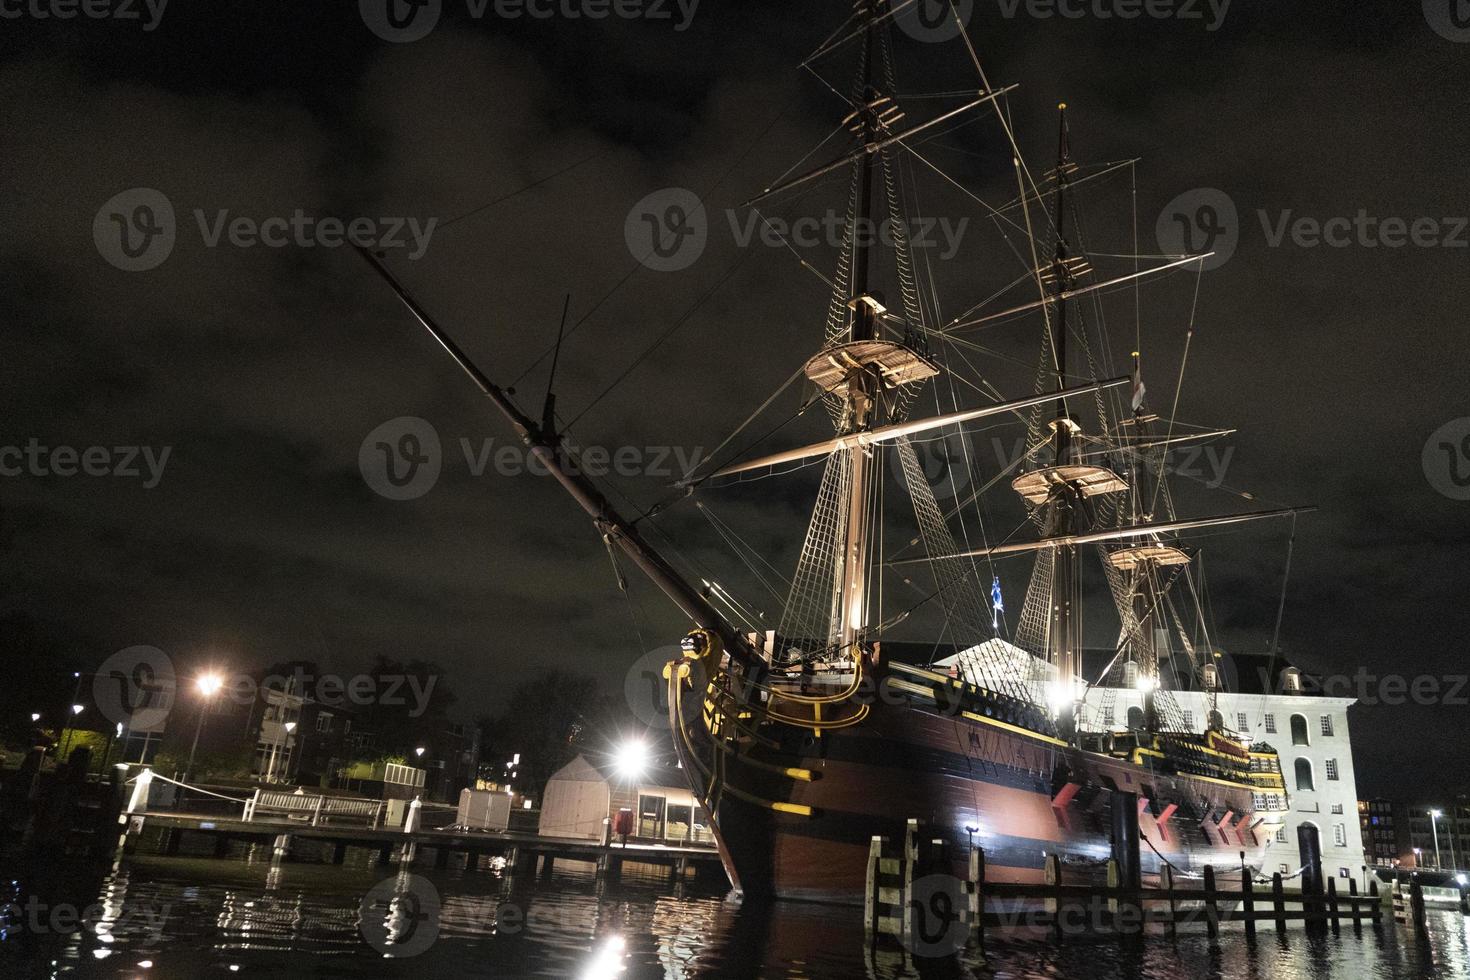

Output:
xmin=1457 ymin=873 xmax=1467 ymax=886
xmin=1432 ymin=809 xmax=1444 ymax=818
xmin=30 ymin=713 xmax=41 ymax=722
xmin=613 ymin=739 xmax=650 ymax=780
xmin=1135 ymin=673 xmax=1158 ymax=693
xmin=415 ymin=746 xmax=425 ymax=758
xmin=71 ymin=704 xmax=84 ymax=715
xmin=283 ymin=721 xmax=296 ymax=733
xmin=197 ymin=673 xmax=224 ymax=697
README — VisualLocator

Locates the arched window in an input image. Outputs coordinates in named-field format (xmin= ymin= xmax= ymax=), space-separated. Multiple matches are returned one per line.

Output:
xmin=1290 ymin=714 xmax=1310 ymax=746
xmin=1295 ymin=758 xmax=1314 ymax=792
xmin=1127 ymin=706 xmax=1144 ymax=729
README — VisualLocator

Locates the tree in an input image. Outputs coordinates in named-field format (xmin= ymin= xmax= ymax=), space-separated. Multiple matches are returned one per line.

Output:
xmin=479 ymin=669 xmax=624 ymax=801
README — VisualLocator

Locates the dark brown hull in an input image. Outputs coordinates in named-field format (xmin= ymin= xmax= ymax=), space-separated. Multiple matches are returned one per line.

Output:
xmin=672 ymin=659 xmax=1268 ymax=905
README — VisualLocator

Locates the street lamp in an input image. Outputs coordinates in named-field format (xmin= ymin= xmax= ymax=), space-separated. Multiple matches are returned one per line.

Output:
xmin=266 ymin=720 xmax=297 ymax=783
xmin=184 ymin=673 xmax=225 ymax=785
xmin=58 ymin=703 xmax=85 ymax=762
xmin=1431 ymin=809 xmax=1444 ymax=870
xmin=30 ymin=712 xmax=41 ymax=723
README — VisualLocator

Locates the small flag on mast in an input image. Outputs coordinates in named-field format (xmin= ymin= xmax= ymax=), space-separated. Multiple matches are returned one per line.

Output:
xmin=991 ymin=575 xmax=1004 ymax=630
xmin=1130 ymin=351 xmax=1146 ymax=413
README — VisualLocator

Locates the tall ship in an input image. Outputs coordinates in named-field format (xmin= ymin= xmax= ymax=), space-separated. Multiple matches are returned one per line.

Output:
xmin=358 ymin=1 xmax=1302 ymax=904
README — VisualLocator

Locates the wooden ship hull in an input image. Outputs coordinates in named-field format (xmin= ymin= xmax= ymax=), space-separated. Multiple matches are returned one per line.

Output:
xmin=669 ymin=651 xmax=1275 ymax=905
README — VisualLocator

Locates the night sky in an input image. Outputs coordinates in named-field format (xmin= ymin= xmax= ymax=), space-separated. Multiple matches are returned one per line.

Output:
xmin=2 ymin=1 xmax=1466 ymax=800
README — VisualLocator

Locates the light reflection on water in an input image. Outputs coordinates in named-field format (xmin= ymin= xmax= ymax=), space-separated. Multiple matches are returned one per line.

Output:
xmin=1 ymin=852 xmax=1468 ymax=979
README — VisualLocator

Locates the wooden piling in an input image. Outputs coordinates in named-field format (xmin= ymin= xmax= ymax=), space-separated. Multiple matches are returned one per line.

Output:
xmin=214 ymin=834 xmax=232 ymax=859
xmin=1044 ymin=853 xmax=1063 ymax=939
xmin=1241 ymin=870 xmax=1256 ymax=938
xmin=1202 ymin=865 xmax=1219 ymax=940
xmin=1348 ymin=878 xmax=1362 ymax=930
xmin=1272 ymin=873 xmax=1287 ymax=932
xmin=1160 ymin=864 xmax=1176 ymax=938
xmin=1409 ymin=877 xmax=1428 ymax=934
xmin=969 ymin=845 xmax=985 ymax=959
xmin=332 ymin=841 xmax=349 ymax=865
xmin=1326 ymin=876 xmax=1340 ymax=931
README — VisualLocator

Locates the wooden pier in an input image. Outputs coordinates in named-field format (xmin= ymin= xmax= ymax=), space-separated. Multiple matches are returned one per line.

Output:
xmin=124 ymin=809 xmax=722 ymax=881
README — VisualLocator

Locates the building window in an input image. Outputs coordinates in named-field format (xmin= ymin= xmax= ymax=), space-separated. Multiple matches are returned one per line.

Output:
xmin=1264 ymin=714 xmax=1277 ymax=734
xmin=1102 ymin=705 xmax=1114 ymax=727
xmin=1325 ymin=759 xmax=1339 ymax=781
xmin=315 ymin=713 xmax=333 ymax=733
xmin=1331 ymin=803 xmax=1343 ymax=814
xmin=1182 ymin=710 xmax=1194 ymax=730
xmin=1320 ymin=714 xmax=1334 ymax=737
xmin=1334 ymin=824 xmax=1347 ymax=847
xmin=1279 ymin=863 xmax=1290 ymax=873
xmin=1123 ymin=661 xmax=1138 ymax=688
xmin=1127 ymin=706 xmax=1144 ymax=729
xmin=1237 ymin=712 xmax=1248 ymax=732
xmin=1290 ymin=714 xmax=1310 ymax=746
xmin=1295 ymin=758 xmax=1314 ymax=792
xmin=1276 ymin=827 xmax=1288 ymax=843
xmin=1339 ymin=867 xmax=1350 ymax=878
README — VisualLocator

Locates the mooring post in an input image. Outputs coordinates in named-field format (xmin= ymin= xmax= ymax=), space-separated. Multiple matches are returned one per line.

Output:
xmin=1203 ymin=865 xmax=1219 ymax=940
xmin=399 ymin=796 xmax=421 ymax=865
xmin=1327 ymin=876 xmax=1340 ymax=931
xmin=272 ymin=833 xmax=290 ymax=863
xmin=1045 ymin=853 xmax=1063 ymax=940
xmin=1242 ymin=868 xmax=1256 ymax=938
xmin=214 ymin=834 xmax=232 ymax=859
xmin=969 ymin=844 xmax=986 ymax=957
xmin=1409 ymin=877 xmax=1428 ymax=935
xmin=1272 ymin=872 xmax=1287 ymax=932
xmin=1369 ymin=877 xmax=1382 ymax=925
xmin=900 ymin=820 xmax=918 ymax=951
xmin=1161 ymin=864 xmax=1176 ymax=938
xmin=1109 ymin=790 xmax=1142 ymax=935
xmin=1347 ymin=877 xmax=1362 ymax=930
xmin=332 ymin=841 xmax=349 ymax=865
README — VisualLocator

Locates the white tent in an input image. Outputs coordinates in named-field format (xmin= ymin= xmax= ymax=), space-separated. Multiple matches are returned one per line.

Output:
xmin=537 ymin=754 xmax=613 ymax=840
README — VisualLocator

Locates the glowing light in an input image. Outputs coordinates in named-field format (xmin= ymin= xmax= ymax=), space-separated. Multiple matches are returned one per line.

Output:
xmin=30 ymin=713 xmax=40 ymax=722
xmin=580 ymin=935 xmax=627 ymax=979
xmin=1135 ymin=674 xmax=1158 ymax=693
xmin=196 ymin=673 xmax=224 ymax=697
xmin=1456 ymin=873 xmax=1467 ymax=886
xmin=1431 ymin=809 xmax=1444 ymax=818
xmin=71 ymin=704 xmax=84 ymax=715
xmin=612 ymin=739 xmax=650 ymax=781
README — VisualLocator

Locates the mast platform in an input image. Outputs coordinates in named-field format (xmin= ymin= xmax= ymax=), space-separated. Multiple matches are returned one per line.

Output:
xmin=803 ymin=339 xmax=939 ymax=390
xmin=1012 ymin=464 xmax=1129 ymax=505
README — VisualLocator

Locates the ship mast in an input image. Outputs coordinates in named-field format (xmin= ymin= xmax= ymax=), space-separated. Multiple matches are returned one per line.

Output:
xmin=834 ymin=5 xmax=883 ymax=657
xmin=1045 ymin=106 xmax=1084 ymax=737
